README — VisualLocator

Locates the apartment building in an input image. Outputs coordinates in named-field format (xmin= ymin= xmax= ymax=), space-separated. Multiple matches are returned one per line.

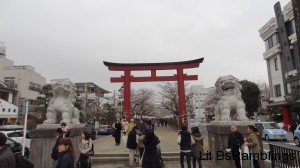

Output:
xmin=0 ymin=43 xmax=46 ymax=117
xmin=259 ymin=1 xmax=300 ymax=130
xmin=191 ymin=85 xmax=215 ymax=122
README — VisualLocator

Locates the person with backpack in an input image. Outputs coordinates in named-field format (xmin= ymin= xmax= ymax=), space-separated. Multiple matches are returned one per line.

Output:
xmin=0 ymin=132 xmax=16 ymax=168
xmin=227 ymin=125 xmax=244 ymax=168
xmin=78 ymin=131 xmax=94 ymax=168
xmin=142 ymin=130 xmax=163 ymax=168
xmin=177 ymin=125 xmax=195 ymax=168
xmin=191 ymin=127 xmax=204 ymax=168
xmin=51 ymin=128 xmax=64 ymax=161
xmin=56 ymin=138 xmax=75 ymax=168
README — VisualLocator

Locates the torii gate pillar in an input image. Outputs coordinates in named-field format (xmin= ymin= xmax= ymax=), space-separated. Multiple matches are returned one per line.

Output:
xmin=104 ymin=58 xmax=204 ymax=127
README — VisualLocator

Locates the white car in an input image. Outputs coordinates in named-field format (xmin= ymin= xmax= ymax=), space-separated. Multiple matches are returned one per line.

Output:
xmin=1 ymin=130 xmax=31 ymax=148
xmin=0 ymin=125 xmax=31 ymax=148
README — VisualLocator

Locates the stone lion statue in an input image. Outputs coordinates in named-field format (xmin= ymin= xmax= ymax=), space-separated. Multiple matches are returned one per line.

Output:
xmin=214 ymin=75 xmax=249 ymax=121
xmin=43 ymin=80 xmax=80 ymax=124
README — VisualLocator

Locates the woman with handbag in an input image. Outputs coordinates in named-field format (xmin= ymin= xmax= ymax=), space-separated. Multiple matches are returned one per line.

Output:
xmin=78 ymin=131 xmax=93 ymax=168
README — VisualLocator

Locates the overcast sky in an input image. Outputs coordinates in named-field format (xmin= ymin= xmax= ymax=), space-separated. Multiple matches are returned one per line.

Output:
xmin=0 ymin=0 xmax=291 ymax=93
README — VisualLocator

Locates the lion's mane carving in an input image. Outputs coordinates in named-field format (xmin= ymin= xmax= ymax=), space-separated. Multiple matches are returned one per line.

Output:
xmin=43 ymin=80 xmax=80 ymax=124
xmin=214 ymin=75 xmax=249 ymax=121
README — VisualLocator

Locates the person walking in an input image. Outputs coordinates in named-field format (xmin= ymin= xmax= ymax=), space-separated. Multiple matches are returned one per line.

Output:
xmin=78 ymin=131 xmax=93 ymax=168
xmin=245 ymin=125 xmax=261 ymax=168
xmin=51 ymin=128 xmax=64 ymax=161
xmin=0 ymin=132 xmax=16 ymax=168
xmin=56 ymin=138 xmax=75 ymax=168
xmin=191 ymin=127 xmax=204 ymax=168
xmin=177 ymin=125 xmax=195 ymax=168
xmin=127 ymin=126 xmax=138 ymax=166
xmin=114 ymin=120 xmax=122 ymax=146
xmin=122 ymin=118 xmax=129 ymax=135
xmin=290 ymin=120 xmax=298 ymax=136
xmin=142 ymin=130 xmax=163 ymax=168
xmin=140 ymin=119 xmax=150 ymax=134
xmin=227 ymin=125 xmax=244 ymax=168
xmin=127 ymin=119 xmax=136 ymax=134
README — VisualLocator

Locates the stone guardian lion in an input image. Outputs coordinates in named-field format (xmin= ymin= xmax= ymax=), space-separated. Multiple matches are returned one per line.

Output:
xmin=214 ymin=75 xmax=249 ymax=121
xmin=43 ymin=80 xmax=80 ymax=124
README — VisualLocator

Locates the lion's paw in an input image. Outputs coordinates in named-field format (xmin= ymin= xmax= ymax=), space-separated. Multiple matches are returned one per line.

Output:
xmin=236 ymin=116 xmax=249 ymax=121
xmin=220 ymin=115 xmax=231 ymax=121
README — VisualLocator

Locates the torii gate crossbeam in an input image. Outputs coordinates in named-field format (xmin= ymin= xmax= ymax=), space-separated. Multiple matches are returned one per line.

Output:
xmin=103 ymin=58 xmax=204 ymax=127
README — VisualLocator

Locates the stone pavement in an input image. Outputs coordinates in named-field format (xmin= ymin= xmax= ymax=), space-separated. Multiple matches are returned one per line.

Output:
xmin=92 ymin=126 xmax=209 ymax=167
xmin=93 ymin=126 xmax=209 ymax=154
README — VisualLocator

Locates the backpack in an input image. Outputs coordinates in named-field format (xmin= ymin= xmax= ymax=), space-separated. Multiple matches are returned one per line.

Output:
xmin=15 ymin=154 xmax=34 ymax=168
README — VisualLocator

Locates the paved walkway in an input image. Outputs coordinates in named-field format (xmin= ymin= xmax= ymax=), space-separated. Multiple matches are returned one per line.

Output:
xmin=93 ymin=126 xmax=209 ymax=154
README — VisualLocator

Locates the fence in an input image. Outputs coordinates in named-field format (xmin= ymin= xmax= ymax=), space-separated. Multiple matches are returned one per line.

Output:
xmin=269 ymin=143 xmax=300 ymax=168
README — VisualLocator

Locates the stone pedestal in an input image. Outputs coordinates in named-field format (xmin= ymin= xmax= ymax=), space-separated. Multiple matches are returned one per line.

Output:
xmin=30 ymin=124 xmax=85 ymax=168
xmin=207 ymin=121 xmax=264 ymax=168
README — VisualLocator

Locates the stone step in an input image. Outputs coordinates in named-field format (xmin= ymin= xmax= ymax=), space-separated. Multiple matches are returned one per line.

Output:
xmin=92 ymin=156 xmax=180 ymax=164
xmin=93 ymin=152 xmax=179 ymax=157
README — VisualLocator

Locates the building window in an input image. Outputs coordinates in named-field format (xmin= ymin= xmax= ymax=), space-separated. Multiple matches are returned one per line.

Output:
xmin=2 ymin=108 xmax=5 ymax=112
xmin=265 ymin=33 xmax=279 ymax=50
xmin=4 ymin=77 xmax=15 ymax=89
xmin=274 ymin=58 xmax=278 ymax=71
xmin=286 ymin=19 xmax=296 ymax=36
xmin=287 ymin=80 xmax=300 ymax=94
xmin=274 ymin=84 xmax=282 ymax=97
xmin=29 ymin=82 xmax=41 ymax=92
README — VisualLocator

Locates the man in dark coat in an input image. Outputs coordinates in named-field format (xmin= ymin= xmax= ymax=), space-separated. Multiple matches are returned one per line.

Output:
xmin=227 ymin=125 xmax=244 ymax=168
xmin=114 ymin=120 xmax=122 ymax=146
xmin=0 ymin=132 xmax=16 ymax=168
xmin=127 ymin=126 xmax=138 ymax=166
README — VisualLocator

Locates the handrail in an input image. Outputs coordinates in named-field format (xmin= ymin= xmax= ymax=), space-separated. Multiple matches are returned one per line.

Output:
xmin=269 ymin=143 xmax=300 ymax=168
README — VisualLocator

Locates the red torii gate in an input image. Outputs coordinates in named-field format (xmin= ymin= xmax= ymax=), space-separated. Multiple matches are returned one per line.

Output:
xmin=103 ymin=58 xmax=204 ymax=127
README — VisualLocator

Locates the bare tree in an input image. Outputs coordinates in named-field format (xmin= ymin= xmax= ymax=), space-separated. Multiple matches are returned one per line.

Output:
xmin=158 ymin=82 xmax=194 ymax=117
xmin=130 ymin=88 xmax=156 ymax=118
xmin=201 ymin=88 xmax=218 ymax=115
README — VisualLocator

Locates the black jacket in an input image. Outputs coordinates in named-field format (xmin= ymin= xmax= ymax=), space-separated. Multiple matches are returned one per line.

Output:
xmin=127 ymin=130 xmax=137 ymax=149
xmin=227 ymin=131 xmax=244 ymax=151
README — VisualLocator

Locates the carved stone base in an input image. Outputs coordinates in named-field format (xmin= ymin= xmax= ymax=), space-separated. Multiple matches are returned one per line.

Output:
xmin=30 ymin=125 xmax=85 ymax=168
xmin=207 ymin=121 xmax=264 ymax=168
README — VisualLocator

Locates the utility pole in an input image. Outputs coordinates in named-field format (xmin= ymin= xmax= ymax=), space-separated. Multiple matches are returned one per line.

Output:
xmin=22 ymin=99 xmax=29 ymax=157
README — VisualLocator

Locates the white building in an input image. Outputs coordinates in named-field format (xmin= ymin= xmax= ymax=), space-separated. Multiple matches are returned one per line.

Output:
xmin=0 ymin=43 xmax=46 ymax=116
xmin=0 ymin=81 xmax=18 ymax=125
xmin=191 ymin=85 xmax=214 ymax=122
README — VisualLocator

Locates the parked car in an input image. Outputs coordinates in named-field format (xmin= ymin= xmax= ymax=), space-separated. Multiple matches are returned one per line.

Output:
xmin=98 ymin=125 xmax=114 ymax=135
xmin=276 ymin=122 xmax=291 ymax=130
xmin=6 ymin=137 xmax=30 ymax=158
xmin=0 ymin=130 xmax=31 ymax=148
xmin=255 ymin=122 xmax=287 ymax=141
xmin=294 ymin=125 xmax=300 ymax=146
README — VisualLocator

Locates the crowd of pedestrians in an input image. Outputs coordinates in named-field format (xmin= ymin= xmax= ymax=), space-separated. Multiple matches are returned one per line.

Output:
xmin=0 ymin=116 xmax=267 ymax=168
